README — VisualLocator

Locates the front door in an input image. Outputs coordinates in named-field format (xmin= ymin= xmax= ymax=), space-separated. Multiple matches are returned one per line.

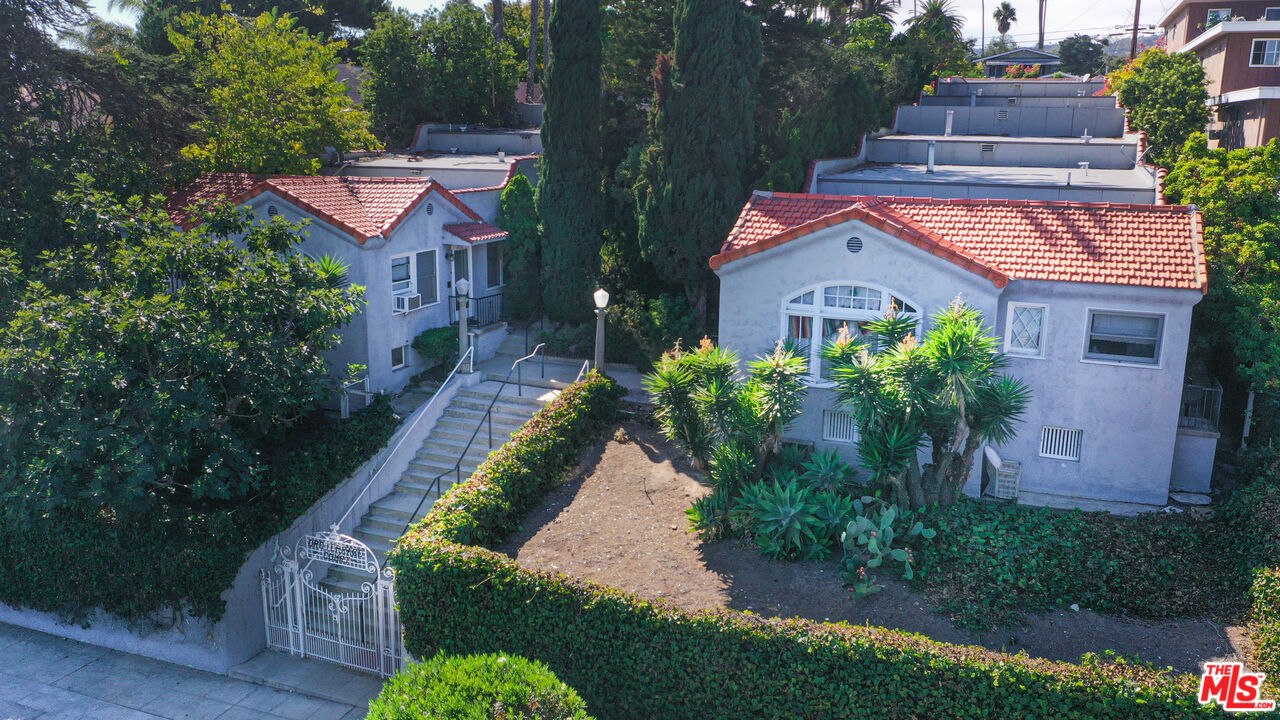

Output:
xmin=449 ymin=246 xmax=473 ymax=323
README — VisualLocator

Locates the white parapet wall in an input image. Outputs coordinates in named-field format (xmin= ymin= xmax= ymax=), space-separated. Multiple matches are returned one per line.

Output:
xmin=0 ymin=371 xmax=479 ymax=673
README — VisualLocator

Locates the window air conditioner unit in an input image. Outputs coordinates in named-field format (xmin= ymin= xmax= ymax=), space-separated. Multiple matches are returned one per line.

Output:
xmin=394 ymin=293 xmax=422 ymax=314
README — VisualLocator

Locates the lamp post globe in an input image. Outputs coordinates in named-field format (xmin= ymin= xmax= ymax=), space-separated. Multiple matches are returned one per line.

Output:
xmin=593 ymin=288 xmax=609 ymax=372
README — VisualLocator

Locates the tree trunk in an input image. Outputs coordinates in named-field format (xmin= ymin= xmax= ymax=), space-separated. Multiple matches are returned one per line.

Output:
xmin=686 ymin=283 xmax=708 ymax=336
xmin=902 ymin=460 xmax=927 ymax=510
xmin=528 ymin=0 xmax=539 ymax=93
xmin=492 ymin=0 xmax=504 ymax=42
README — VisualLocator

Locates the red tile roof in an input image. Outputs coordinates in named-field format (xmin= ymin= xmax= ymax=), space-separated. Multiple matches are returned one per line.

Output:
xmin=444 ymin=221 xmax=508 ymax=244
xmin=711 ymin=192 xmax=1207 ymax=293
xmin=166 ymin=173 xmax=485 ymax=243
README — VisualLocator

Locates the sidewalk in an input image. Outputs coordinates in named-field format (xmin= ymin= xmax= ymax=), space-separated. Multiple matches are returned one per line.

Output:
xmin=0 ymin=623 xmax=369 ymax=720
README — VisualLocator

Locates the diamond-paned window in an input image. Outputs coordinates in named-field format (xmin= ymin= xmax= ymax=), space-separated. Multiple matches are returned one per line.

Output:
xmin=1005 ymin=303 xmax=1046 ymax=357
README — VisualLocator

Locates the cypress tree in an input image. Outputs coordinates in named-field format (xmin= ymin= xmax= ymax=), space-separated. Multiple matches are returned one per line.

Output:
xmin=499 ymin=171 xmax=541 ymax=320
xmin=537 ymin=0 xmax=602 ymax=323
xmin=636 ymin=0 xmax=761 ymax=327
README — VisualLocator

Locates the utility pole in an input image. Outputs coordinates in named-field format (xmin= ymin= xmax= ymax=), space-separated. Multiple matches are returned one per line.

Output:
xmin=981 ymin=0 xmax=986 ymax=56
xmin=1129 ymin=0 xmax=1142 ymax=58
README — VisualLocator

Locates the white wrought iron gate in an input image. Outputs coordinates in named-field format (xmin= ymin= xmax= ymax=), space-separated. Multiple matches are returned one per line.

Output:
xmin=260 ymin=530 xmax=404 ymax=677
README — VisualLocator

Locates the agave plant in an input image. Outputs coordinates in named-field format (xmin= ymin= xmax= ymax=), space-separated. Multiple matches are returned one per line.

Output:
xmin=687 ymin=488 xmax=734 ymax=541
xmin=800 ymin=449 xmax=855 ymax=494
xmin=734 ymin=480 xmax=826 ymax=560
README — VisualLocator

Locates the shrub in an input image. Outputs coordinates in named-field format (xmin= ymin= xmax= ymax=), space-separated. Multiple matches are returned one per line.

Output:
xmin=913 ymin=498 xmax=1235 ymax=630
xmin=412 ymin=326 xmax=458 ymax=368
xmin=0 ymin=396 xmax=399 ymax=621
xmin=840 ymin=497 xmax=935 ymax=598
xmin=391 ymin=380 xmax=1223 ymax=719
xmin=367 ymin=653 xmax=593 ymax=720
xmin=1251 ymin=568 xmax=1280 ymax=676
xmin=393 ymin=541 xmax=1222 ymax=719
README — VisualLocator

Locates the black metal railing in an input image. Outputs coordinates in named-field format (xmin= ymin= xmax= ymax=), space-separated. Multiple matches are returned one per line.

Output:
xmin=399 ymin=343 xmax=546 ymax=537
xmin=449 ymin=291 xmax=504 ymax=328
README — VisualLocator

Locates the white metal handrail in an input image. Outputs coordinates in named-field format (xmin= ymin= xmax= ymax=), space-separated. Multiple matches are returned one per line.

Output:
xmin=329 ymin=346 xmax=474 ymax=533
xmin=575 ymin=359 xmax=590 ymax=383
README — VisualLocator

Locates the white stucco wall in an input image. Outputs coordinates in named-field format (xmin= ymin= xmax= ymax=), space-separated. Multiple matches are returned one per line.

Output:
xmin=716 ymin=217 xmax=1204 ymax=506
xmin=240 ymin=189 xmax=499 ymax=395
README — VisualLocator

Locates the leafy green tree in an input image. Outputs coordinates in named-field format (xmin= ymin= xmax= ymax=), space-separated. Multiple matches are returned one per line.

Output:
xmin=538 ymin=0 xmax=603 ymax=322
xmin=1165 ymin=135 xmax=1280 ymax=396
xmin=1106 ymin=47 xmax=1209 ymax=168
xmin=0 ymin=181 xmax=364 ymax=514
xmin=170 ymin=11 xmax=381 ymax=175
xmin=1056 ymin=34 xmax=1105 ymax=76
xmin=827 ymin=302 xmax=1030 ymax=510
xmin=499 ymin=171 xmax=541 ymax=320
xmin=134 ymin=0 xmax=388 ymax=55
xmin=982 ymin=34 xmax=1017 ymax=56
xmin=359 ymin=10 xmax=429 ymax=147
xmin=636 ymin=0 xmax=761 ymax=327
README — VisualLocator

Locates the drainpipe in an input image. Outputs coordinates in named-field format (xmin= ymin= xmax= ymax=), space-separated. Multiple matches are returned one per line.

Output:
xmin=945 ymin=109 xmax=955 ymax=137
xmin=927 ymin=139 xmax=936 ymax=173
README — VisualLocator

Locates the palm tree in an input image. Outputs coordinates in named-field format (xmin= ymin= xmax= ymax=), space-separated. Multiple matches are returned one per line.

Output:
xmin=992 ymin=1 xmax=1016 ymax=35
xmin=59 ymin=18 xmax=135 ymax=53
xmin=852 ymin=0 xmax=898 ymax=21
xmin=1037 ymin=0 xmax=1046 ymax=49
xmin=907 ymin=0 xmax=963 ymax=41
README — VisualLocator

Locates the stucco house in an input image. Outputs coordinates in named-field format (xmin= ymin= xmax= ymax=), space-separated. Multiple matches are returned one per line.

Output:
xmin=167 ymin=173 xmax=510 ymax=394
xmin=712 ymin=191 xmax=1217 ymax=509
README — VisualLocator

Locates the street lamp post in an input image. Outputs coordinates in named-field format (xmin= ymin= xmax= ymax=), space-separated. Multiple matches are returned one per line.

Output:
xmin=593 ymin=288 xmax=609 ymax=372
xmin=457 ymin=278 xmax=471 ymax=373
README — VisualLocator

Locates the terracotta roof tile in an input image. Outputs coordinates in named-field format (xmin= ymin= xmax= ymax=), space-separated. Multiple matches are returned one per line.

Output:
xmin=444 ymin=221 xmax=508 ymax=244
xmin=166 ymin=173 xmax=484 ymax=244
xmin=711 ymin=192 xmax=1207 ymax=293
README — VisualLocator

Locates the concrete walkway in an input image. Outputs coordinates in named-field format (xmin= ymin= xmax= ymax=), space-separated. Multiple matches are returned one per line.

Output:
xmin=0 ymin=624 xmax=369 ymax=720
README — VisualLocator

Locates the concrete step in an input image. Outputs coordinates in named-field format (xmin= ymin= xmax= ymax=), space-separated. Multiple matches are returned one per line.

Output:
xmin=431 ymin=424 xmax=523 ymax=445
xmin=441 ymin=403 xmax=538 ymax=426
xmin=416 ymin=447 xmax=501 ymax=469
xmin=408 ymin=458 xmax=480 ymax=479
xmin=483 ymin=372 xmax=570 ymax=390
xmin=370 ymin=491 xmax=436 ymax=522
xmin=453 ymin=392 xmax=547 ymax=413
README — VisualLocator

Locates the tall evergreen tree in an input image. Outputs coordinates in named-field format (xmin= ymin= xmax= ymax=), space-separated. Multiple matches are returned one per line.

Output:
xmin=499 ymin=171 xmax=541 ymax=319
xmin=537 ymin=0 xmax=602 ymax=322
xmin=636 ymin=0 xmax=761 ymax=326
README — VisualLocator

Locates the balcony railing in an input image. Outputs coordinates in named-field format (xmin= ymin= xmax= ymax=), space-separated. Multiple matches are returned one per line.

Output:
xmin=450 ymin=291 xmax=504 ymax=328
xmin=1179 ymin=381 xmax=1222 ymax=432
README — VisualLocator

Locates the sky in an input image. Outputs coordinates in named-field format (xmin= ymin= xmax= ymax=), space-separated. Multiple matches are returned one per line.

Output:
xmin=86 ymin=0 xmax=1180 ymax=46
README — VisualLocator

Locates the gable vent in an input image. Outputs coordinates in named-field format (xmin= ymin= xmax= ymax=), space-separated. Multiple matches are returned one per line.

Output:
xmin=846 ymin=236 xmax=864 ymax=253
xmin=980 ymin=143 xmax=996 ymax=152
xmin=426 ymin=202 xmax=434 ymax=215
xmin=997 ymin=109 xmax=1009 ymax=121
xmin=267 ymin=205 xmax=279 ymax=217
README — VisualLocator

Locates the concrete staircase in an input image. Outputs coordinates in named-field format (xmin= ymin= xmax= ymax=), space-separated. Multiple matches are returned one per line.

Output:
xmin=321 ymin=381 xmax=553 ymax=594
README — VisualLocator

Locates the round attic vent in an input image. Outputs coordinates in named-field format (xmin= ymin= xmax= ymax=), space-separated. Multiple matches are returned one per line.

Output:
xmin=267 ymin=205 xmax=279 ymax=217
xmin=426 ymin=202 xmax=435 ymax=215
xmin=846 ymin=236 xmax=864 ymax=254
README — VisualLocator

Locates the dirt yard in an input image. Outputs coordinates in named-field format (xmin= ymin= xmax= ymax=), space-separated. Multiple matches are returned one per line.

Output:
xmin=499 ymin=420 xmax=1242 ymax=674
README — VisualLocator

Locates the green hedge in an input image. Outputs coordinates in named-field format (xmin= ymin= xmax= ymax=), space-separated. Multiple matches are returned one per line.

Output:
xmin=367 ymin=652 xmax=594 ymax=720
xmin=391 ymin=373 xmax=1221 ymax=720
xmin=0 ymin=396 xmax=400 ymax=621
xmin=913 ymin=499 xmax=1236 ymax=630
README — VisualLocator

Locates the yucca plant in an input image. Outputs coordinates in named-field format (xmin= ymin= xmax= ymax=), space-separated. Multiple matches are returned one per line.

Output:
xmin=827 ymin=300 xmax=1031 ymax=511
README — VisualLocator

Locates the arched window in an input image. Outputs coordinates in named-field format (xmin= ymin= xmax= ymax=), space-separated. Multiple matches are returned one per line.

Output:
xmin=780 ymin=283 xmax=921 ymax=381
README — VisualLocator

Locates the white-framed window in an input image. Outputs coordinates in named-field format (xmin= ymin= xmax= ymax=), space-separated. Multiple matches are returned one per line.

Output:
xmin=391 ymin=344 xmax=409 ymax=370
xmin=1039 ymin=426 xmax=1082 ymax=461
xmin=1267 ymin=7 xmax=1280 ymax=20
xmin=1252 ymin=38 xmax=1280 ymax=66
xmin=391 ymin=254 xmax=413 ymax=294
xmin=486 ymin=241 xmax=505 ymax=288
xmin=1206 ymin=7 xmax=1232 ymax=26
xmin=391 ymin=250 xmax=439 ymax=305
xmin=780 ymin=282 xmax=921 ymax=381
xmin=1004 ymin=302 xmax=1047 ymax=358
xmin=1083 ymin=310 xmax=1164 ymax=365
xmin=822 ymin=410 xmax=858 ymax=444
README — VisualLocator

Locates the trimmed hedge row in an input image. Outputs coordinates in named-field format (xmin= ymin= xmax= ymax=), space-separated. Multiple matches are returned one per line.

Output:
xmin=0 ymin=396 xmax=400 ymax=621
xmin=390 ymin=373 xmax=1223 ymax=720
